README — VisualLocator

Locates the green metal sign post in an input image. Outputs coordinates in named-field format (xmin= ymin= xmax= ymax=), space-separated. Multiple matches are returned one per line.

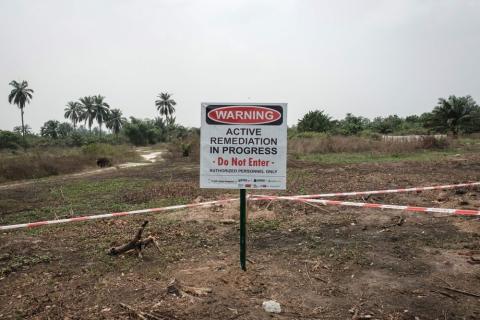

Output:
xmin=239 ymin=189 xmax=247 ymax=271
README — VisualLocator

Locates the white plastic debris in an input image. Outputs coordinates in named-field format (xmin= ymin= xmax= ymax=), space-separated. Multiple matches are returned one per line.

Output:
xmin=262 ymin=300 xmax=281 ymax=313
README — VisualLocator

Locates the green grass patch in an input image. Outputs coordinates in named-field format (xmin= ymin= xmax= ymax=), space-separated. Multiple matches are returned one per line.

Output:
xmin=250 ymin=219 xmax=281 ymax=232
xmin=0 ymin=254 xmax=51 ymax=277
xmin=0 ymin=178 xmax=152 ymax=225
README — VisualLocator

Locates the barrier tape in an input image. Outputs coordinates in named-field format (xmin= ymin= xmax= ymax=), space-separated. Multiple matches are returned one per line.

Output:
xmin=0 ymin=198 xmax=239 ymax=231
xmin=251 ymin=182 xmax=480 ymax=201
xmin=289 ymin=198 xmax=480 ymax=216
xmin=1 ymin=182 xmax=479 ymax=231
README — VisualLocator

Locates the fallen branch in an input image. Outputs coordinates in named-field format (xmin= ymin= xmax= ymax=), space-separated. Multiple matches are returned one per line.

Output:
xmin=108 ymin=221 xmax=160 ymax=258
xmin=468 ymin=256 xmax=480 ymax=265
xmin=440 ymin=286 xmax=480 ymax=298
xmin=119 ymin=303 xmax=148 ymax=320
xmin=120 ymin=303 xmax=165 ymax=320
xmin=430 ymin=289 xmax=458 ymax=301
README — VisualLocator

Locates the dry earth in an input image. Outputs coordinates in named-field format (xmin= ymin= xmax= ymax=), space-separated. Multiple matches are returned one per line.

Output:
xmin=1 ymin=154 xmax=480 ymax=319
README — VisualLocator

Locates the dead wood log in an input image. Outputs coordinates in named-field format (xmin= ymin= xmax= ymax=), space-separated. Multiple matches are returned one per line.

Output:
xmin=108 ymin=221 xmax=160 ymax=257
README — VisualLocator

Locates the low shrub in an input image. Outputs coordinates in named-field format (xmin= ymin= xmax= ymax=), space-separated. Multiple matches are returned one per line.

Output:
xmin=165 ymin=135 xmax=200 ymax=162
xmin=0 ymin=131 xmax=22 ymax=150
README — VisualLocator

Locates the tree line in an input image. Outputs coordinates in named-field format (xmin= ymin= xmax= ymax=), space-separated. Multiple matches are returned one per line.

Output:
xmin=295 ymin=95 xmax=480 ymax=136
xmin=4 ymin=79 xmax=480 ymax=150
xmin=5 ymin=80 xmax=184 ymax=148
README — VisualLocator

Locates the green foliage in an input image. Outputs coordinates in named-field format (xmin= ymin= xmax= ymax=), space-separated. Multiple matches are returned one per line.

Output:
xmin=155 ymin=92 xmax=177 ymax=121
xmin=64 ymin=101 xmax=83 ymax=129
xmin=123 ymin=117 xmax=166 ymax=146
xmin=79 ymin=96 xmax=95 ymax=131
xmin=92 ymin=95 xmax=111 ymax=134
xmin=67 ymin=131 xmax=86 ymax=147
xmin=181 ymin=142 xmax=192 ymax=157
xmin=297 ymin=110 xmax=332 ymax=132
xmin=106 ymin=108 xmax=126 ymax=135
xmin=369 ymin=115 xmax=403 ymax=134
xmin=8 ymin=80 xmax=34 ymax=144
xmin=121 ymin=117 xmax=189 ymax=146
xmin=58 ymin=122 xmax=73 ymax=138
xmin=338 ymin=113 xmax=370 ymax=135
xmin=40 ymin=120 xmax=61 ymax=139
xmin=0 ymin=130 xmax=22 ymax=150
xmin=426 ymin=95 xmax=480 ymax=135
xmin=13 ymin=125 xmax=31 ymax=135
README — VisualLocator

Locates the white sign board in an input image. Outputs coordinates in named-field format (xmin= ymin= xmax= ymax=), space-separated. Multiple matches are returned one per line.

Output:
xmin=200 ymin=103 xmax=287 ymax=189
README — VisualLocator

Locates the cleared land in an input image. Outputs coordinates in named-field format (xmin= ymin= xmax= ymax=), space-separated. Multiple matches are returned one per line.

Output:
xmin=1 ymin=147 xmax=480 ymax=319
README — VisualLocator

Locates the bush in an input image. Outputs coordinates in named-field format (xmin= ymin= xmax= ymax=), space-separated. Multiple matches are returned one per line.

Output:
xmin=123 ymin=118 xmax=166 ymax=146
xmin=165 ymin=134 xmax=200 ymax=162
xmin=0 ymin=131 xmax=22 ymax=150
xmin=297 ymin=110 xmax=332 ymax=132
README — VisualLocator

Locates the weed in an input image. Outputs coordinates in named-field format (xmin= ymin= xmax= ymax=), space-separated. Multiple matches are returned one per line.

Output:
xmin=250 ymin=219 xmax=281 ymax=232
xmin=0 ymin=254 xmax=51 ymax=276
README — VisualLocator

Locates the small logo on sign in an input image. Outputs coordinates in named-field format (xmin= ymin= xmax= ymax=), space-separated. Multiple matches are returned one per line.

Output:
xmin=207 ymin=106 xmax=282 ymax=125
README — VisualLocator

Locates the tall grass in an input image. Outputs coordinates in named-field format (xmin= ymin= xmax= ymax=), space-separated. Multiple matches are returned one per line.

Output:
xmin=0 ymin=144 xmax=139 ymax=183
xmin=288 ymin=135 xmax=451 ymax=155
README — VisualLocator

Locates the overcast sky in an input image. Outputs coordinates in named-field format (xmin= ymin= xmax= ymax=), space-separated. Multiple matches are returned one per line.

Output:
xmin=1 ymin=0 xmax=479 ymax=132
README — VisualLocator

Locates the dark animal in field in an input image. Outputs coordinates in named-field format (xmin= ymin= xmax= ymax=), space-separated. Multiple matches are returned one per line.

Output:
xmin=96 ymin=157 xmax=112 ymax=168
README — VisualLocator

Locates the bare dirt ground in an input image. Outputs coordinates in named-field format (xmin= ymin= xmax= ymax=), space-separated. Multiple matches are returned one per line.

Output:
xmin=1 ymin=154 xmax=480 ymax=319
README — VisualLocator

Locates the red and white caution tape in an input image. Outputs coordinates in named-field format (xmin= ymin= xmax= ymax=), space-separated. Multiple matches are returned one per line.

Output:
xmin=252 ymin=194 xmax=480 ymax=216
xmin=296 ymin=198 xmax=480 ymax=216
xmin=2 ymin=182 xmax=479 ymax=231
xmin=251 ymin=182 xmax=480 ymax=201
xmin=0 ymin=198 xmax=239 ymax=231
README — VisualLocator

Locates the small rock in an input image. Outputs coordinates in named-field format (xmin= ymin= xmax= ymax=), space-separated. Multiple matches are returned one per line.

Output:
xmin=437 ymin=192 xmax=449 ymax=202
xmin=219 ymin=219 xmax=236 ymax=225
xmin=193 ymin=196 xmax=205 ymax=203
xmin=262 ymin=300 xmax=281 ymax=313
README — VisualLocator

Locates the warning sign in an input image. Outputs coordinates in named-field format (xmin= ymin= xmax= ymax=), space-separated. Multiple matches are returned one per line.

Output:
xmin=200 ymin=103 xmax=287 ymax=189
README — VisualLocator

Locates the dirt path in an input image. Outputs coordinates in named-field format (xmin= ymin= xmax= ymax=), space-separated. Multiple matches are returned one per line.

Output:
xmin=0 ymin=147 xmax=165 ymax=191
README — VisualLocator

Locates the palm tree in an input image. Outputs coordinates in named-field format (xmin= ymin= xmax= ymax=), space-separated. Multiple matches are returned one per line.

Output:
xmin=155 ymin=92 xmax=176 ymax=122
xmin=429 ymin=95 xmax=479 ymax=136
xmin=64 ymin=101 xmax=84 ymax=130
xmin=106 ymin=108 xmax=126 ymax=136
xmin=40 ymin=120 xmax=60 ymax=139
xmin=92 ymin=95 xmax=110 ymax=135
xmin=8 ymin=80 xmax=34 ymax=145
xmin=79 ymin=96 xmax=95 ymax=132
